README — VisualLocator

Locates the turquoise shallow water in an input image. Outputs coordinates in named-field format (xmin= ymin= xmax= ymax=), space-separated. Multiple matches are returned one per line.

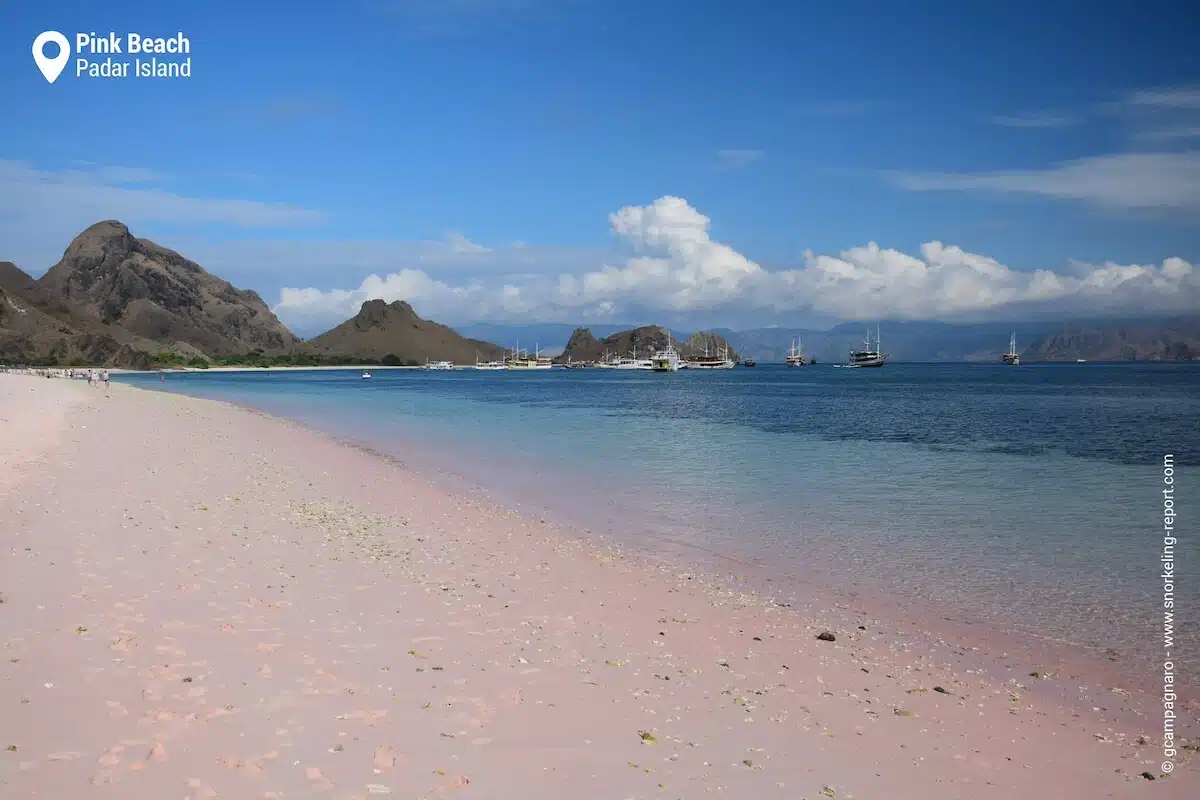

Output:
xmin=120 ymin=362 xmax=1198 ymax=675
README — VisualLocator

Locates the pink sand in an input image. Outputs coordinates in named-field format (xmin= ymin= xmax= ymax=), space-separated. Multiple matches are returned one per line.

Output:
xmin=1 ymin=375 xmax=1194 ymax=799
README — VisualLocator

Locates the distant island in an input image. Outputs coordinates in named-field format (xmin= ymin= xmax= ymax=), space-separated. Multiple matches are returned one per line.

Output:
xmin=558 ymin=326 xmax=739 ymax=364
xmin=2 ymin=220 xmax=1197 ymax=368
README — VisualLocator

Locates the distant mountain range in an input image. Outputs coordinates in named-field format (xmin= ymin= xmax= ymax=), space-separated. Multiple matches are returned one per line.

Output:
xmin=716 ymin=319 xmax=1200 ymax=363
xmin=2 ymin=221 xmax=1197 ymax=368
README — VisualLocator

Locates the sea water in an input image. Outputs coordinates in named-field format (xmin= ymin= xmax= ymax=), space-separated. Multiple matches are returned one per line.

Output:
xmin=121 ymin=362 xmax=1198 ymax=676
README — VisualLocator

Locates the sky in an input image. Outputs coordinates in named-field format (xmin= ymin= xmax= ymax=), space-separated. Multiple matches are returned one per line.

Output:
xmin=1 ymin=0 xmax=1198 ymax=336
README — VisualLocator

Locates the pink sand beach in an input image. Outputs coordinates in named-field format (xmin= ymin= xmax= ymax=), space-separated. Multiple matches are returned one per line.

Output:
xmin=1 ymin=375 xmax=1195 ymax=799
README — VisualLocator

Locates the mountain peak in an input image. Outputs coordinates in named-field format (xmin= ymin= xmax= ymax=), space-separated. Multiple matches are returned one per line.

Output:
xmin=29 ymin=220 xmax=297 ymax=357
xmin=355 ymin=298 xmax=417 ymax=329
xmin=79 ymin=220 xmax=131 ymax=238
xmin=56 ymin=220 xmax=137 ymax=274
xmin=310 ymin=299 xmax=504 ymax=363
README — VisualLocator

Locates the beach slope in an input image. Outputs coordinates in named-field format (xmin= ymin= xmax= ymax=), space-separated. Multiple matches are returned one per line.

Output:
xmin=0 ymin=376 xmax=1193 ymax=798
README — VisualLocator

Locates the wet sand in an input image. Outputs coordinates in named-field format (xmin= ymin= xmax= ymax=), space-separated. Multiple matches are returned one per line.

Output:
xmin=1 ymin=375 xmax=1195 ymax=799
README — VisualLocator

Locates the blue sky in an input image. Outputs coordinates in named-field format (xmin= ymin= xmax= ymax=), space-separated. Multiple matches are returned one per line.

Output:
xmin=1 ymin=0 xmax=1198 ymax=334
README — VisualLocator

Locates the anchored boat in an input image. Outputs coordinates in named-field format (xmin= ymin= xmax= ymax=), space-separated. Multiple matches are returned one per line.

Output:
xmin=786 ymin=337 xmax=807 ymax=367
xmin=847 ymin=326 xmax=888 ymax=368
xmin=1003 ymin=333 xmax=1020 ymax=366
xmin=687 ymin=342 xmax=736 ymax=370
xmin=651 ymin=334 xmax=683 ymax=372
xmin=506 ymin=343 xmax=554 ymax=370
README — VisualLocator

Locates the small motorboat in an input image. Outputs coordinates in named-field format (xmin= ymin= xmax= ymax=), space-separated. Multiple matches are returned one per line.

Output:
xmin=361 ymin=370 xmax=372 ymax=379
xmin=742 ymin=359 xmax=757 ymax=367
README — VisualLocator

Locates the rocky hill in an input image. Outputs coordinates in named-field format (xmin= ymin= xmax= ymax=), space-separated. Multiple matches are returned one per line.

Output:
xmin=306 ymin=299 xmax=506 ymax=364
xmin=559 ymin=325 xmax=740 ymax=362
xmin=1 ymin=222 xmax=300 ymax=367
xmin=0 ymin=283 xmax=152 ymax=368
xmin=36 ymin=221 xmax=296 ymax=357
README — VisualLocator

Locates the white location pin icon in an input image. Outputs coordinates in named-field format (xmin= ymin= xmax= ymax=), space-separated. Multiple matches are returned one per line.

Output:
xmin=32 ymin=31 xmax=71 ymax=83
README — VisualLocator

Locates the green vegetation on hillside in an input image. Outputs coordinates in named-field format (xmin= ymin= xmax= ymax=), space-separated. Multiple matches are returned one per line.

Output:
xmin=147 ymin=350 xmax=422 ymax=369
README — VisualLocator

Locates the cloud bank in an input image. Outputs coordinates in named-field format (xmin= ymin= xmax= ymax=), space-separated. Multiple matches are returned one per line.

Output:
xmin=273 ymin=195 xmax=1198 ymax=333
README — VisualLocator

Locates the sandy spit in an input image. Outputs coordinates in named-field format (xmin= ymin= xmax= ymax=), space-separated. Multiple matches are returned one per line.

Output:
xmin=0 ymin=375 xmax=1194 ymax=799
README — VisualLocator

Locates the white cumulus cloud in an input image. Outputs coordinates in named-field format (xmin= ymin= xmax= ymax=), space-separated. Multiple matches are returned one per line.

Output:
xmin=273 ymin=195 xmax=1199 ymax=334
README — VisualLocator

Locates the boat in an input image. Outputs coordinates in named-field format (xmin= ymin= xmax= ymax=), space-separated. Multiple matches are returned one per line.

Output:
xmin=561 ymin=356 xmax=586 ymax=369
xmin=1003 ymin=332 xmax=1020 ymax=366
xmin=610 ymin=346 xmax=654 ymax=370
xmin=1076 ymin=358 xmax=1087 ymax=363
xmin=506 ymin=344 xmax=554 ymax=370
xmin=687 ymin=342 xmax=736 ymax=370
xmin=474 ymin=355 xmax=507 ymax=370
xmin=424 ymin=359 xmax=454 ymax=371
xmin=786 ymin=337 xmax=807 ymax=367
xmin=651 ymin=334 xmax=683 ymax=372
xmin=846 ymin=326 xmax=888 ymax=368
xmin=360 ymin=369 xmax=372 ymax=380
xmin=741 ymin=359 xmax=756 ymax=367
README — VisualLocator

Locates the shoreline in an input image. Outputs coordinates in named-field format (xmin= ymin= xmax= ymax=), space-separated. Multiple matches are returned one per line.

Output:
xmin=269 ymin=413 xmax=1191 ymax=712
xmin=8 ymin=360 xmax=1196 ymax=378
xmin=137 ymin=378 xmax=1191 ymax=709
xmin=1 ymin=374 xmax=1195 ymax=798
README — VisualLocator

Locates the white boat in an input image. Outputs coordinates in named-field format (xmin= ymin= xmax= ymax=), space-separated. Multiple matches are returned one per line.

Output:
xmin=687 ymin=342 xmax=736 ymax=370
xmin=651 ymin=334 xmax=683 ymax=372
xmin=592 ymin=350 xmax=616 ymax=369
xmin=424 ymin=359 xmax=455 ymax=371
xmin=1003 ymin=332 xmax=1020 ymax=366
xmin=610 ymin=346 xmax=653 ymax=370
xmin=786 ymin=337 xmax=807 ymax=367
xmin=1076 ymin=358 xmax=1087 ymax=363
xmin=474 ymin=351 xmax=507 ymax=370
xmin=611 ymin=357 xmax=653 ymax=370
xmin=360 ymin=370 xmax=372 ymax=380
xmin=846 ymin=326 xmax=888 ymax=368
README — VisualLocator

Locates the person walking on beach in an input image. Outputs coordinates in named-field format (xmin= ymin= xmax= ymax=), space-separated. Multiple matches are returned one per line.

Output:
xmin=102 ymin=370 xmax=110 ymax=390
